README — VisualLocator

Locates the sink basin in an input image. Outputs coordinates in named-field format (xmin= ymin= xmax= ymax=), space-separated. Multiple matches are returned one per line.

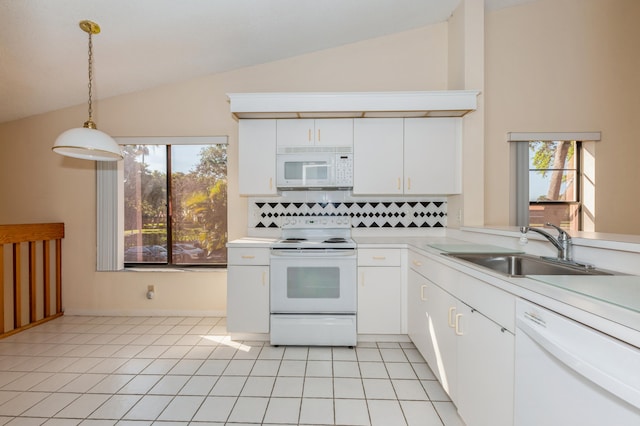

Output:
xmin=444 ymin=253 xmax=615 ymax=277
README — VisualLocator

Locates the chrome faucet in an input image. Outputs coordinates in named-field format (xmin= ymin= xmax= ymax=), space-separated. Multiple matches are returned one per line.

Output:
xmin=520 ymin=223 xmax=573 ymax=261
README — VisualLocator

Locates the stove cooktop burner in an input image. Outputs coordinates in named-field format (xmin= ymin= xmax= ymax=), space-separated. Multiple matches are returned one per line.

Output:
xmin=280 ymin=238 xmax=307 ymax=243
xmin=324 ymin=238 xmax=348 ymax=243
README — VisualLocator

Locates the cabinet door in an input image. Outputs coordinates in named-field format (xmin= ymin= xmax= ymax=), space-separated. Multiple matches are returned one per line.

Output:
xmin=315 ymin=119 xmax=353 ymax=147
xmin=404 ymin=118 xmax=461 ymax=194
xmin=456 ymin=303 xmax=515 ymax=426
xmin=239 ymin=120 xmax=277 ymax=195
xmin=276 ymin=119 xmax=314 ymax=147
xmin=427 ymin=282 xmax=458 ymax=399
xmin=353 ymin=118 xmax=404 ymax=194
xmin=407 ymin=269 xmax=435 ymax=367
xmin=227 ymin=265 xmax=270 ymax=333
xmin=357 ymin=266 xmax=401 ymax=334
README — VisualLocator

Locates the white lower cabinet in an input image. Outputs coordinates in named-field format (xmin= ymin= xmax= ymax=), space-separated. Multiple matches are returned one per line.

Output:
xmin=408 ymin=249 xmax=515 ymax=426
xmin=456 ymin=302 xmax=515 ymax=426
xmin=357 ymin=248 xmax=402 ymax=334
xmin=227 ymin=247 xmax=270 ymax=334
xmin=407 ymin=269 xmax=434 ymax=366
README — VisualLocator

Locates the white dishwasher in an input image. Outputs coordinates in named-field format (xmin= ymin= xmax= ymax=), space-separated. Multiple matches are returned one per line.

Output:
xmin=515 ymin=299 xmax=640 ymax=426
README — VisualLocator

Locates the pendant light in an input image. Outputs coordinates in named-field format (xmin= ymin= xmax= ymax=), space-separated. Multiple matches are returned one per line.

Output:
xmin=52 ymin=20 xmax=123 ymax=161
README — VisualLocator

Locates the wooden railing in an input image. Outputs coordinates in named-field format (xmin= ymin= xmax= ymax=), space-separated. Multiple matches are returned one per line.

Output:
xmin=0 ymin=223 xmax=64 ymax=338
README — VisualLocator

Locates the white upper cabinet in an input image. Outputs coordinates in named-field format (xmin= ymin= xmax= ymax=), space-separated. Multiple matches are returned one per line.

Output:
xmin=353 ymin=118 xmax=404 ymax=195
xmin=404 ymin=118 xmax=461 ymax=195
xmin=239 ymin=119 xmax=277 ymax=195
xmin=276 ymin=119 xmax=353 ymax=148
xmin=353 ymin=117 xmax=461 ymax=195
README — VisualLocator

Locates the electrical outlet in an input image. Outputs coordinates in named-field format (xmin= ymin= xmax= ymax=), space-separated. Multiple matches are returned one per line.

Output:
xmin=146 ymin=285 xmax=155 ymax=300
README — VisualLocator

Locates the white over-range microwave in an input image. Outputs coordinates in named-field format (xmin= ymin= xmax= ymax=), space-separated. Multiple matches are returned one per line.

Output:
xmin=276 ymin=146 xmax=353 ymax=190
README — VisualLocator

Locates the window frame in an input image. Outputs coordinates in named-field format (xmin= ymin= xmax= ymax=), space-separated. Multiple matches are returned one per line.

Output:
xmin=511 ymin=131 xmax=601 ymax=230
xmin=97 ymin=136 xmax=228 ymax=271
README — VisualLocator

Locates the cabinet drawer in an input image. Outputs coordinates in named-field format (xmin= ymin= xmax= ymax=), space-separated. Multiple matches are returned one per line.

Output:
xmin=358 ymin=249 xmax=401 ymax=266
xmin=456 ymin=272 xmax=516 ymax=332
xmin=408 ymin=251 xmax=429 ymax=275
xmin=228 ymin=248 xmax=270 ymax=265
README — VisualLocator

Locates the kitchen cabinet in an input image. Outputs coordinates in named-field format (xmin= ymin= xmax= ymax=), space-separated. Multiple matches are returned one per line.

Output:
xmin=456 ymin=302 xmax=514 ymax=426
xmin=353 ymin=118 xmax=404 ymax=194
xmin=407 ymin=269 xmax=435 ymax=368
xmin=404 ymin=118 xmax=461 ymax=194
xmin=227 ymin=247 xmax=270 ymax=334
xmin=407 ymin=249 xmax=514 ymax=426
xmin=357 ymin=248 xmax=402 ymax=334
xmin=238 ymin=119 xmax=277 ymax=195
xmin=353 ymin=118 xmax=461 ymax=195
xmin=276 ymin=119 xmax=353 ymax=148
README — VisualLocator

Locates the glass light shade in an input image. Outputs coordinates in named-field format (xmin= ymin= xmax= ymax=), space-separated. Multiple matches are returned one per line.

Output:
xmin=53 ymin=127 xmax=123 ymax=161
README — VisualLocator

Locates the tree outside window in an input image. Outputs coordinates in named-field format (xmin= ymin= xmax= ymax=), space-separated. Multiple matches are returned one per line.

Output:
xmin=123 ymin=144 xmax=227 ymax=266
xmin=528 ymin=141 xmax=580 ymax=231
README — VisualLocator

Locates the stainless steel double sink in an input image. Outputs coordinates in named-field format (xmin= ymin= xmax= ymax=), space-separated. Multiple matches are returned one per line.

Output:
xmin=444 ymin=252 xmax=616 ymax=277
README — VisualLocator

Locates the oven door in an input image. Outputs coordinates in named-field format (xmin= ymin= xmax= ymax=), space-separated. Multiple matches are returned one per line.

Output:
xmin=270 ymin=249 xmax=356 ymax=314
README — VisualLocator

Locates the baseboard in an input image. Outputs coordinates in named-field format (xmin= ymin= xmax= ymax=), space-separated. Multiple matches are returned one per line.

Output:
xmin=62 ymin=309 xmax=227 ymax=317
xmin=357 ymin=334 xmax=411 ymax=343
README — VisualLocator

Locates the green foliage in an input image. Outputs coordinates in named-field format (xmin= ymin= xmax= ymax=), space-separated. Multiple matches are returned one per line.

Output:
xmin=123 ymin=143 xmax=227 ymax=263
xmin=529 ymin=141 xmax=574 ymax=177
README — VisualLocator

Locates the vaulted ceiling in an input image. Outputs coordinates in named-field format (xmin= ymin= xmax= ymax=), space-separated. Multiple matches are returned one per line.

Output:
xmin=0 ymin=0 xmax=534 ymax=123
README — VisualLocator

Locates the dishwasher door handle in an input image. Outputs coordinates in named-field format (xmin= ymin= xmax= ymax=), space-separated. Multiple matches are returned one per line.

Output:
xmin=517 ymin=317 xmax=640 ymax=410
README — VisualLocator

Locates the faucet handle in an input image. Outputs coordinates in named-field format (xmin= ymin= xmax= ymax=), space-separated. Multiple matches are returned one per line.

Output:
xmin=545 ymin=222 xmax=567 ymax=234
xmin=545 ymin=223 xmax=571 ymax=243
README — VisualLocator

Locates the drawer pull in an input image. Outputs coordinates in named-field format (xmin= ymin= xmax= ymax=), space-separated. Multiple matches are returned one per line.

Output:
xmin=241 ymin=255 xmax=255 ymax=259
xmin=372 ymin=256 xmax=386 ymax=260
xmin=448 ymin=306 xmax=456 ymax=328
xmin=420 ymin=284 xmax=427 ymax=301
xmin=262 ymin=271 xmax=266 ymax=286
xmin=455 ymin=313 xmax=464 ymax=336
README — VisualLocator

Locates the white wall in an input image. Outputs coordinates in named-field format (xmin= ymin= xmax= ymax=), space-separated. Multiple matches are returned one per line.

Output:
xmin=484 ymin=0 xmax=640 ymax=234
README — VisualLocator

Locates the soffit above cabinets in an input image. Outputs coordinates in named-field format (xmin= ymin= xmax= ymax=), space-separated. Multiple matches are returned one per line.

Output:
xmin=227 ymin=91 xmax=480 ymax=119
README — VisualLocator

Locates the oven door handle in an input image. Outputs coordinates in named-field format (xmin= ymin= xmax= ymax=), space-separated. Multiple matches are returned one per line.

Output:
xmin=271 ymin=249 xmax=356 ymax=257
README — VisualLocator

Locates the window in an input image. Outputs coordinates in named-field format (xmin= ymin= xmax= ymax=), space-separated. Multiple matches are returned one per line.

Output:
xmin=527 ymin=141 xmax=580 ymax=230
xmin=515 ymin=138 xmax=584 ymax=232
xmin=96 ymin=136 xmax=228 ymax=271
xmin=123 ymin=143 xmax=227 ymax=266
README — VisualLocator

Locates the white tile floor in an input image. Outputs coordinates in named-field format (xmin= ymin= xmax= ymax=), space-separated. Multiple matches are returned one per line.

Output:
xmin=0 ymin=316 xmax=465 ymax=425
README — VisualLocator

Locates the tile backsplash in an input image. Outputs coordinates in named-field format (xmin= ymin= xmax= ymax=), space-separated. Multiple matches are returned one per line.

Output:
xmin=249 ymin=192 xmax=447 ymax=229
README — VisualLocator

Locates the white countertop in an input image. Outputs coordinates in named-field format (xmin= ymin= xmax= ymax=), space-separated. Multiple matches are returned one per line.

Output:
xmin=527 ymin=275 xmax=640 ymax=313
xmin=227 ymin=237 xmax=276 ymax=248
